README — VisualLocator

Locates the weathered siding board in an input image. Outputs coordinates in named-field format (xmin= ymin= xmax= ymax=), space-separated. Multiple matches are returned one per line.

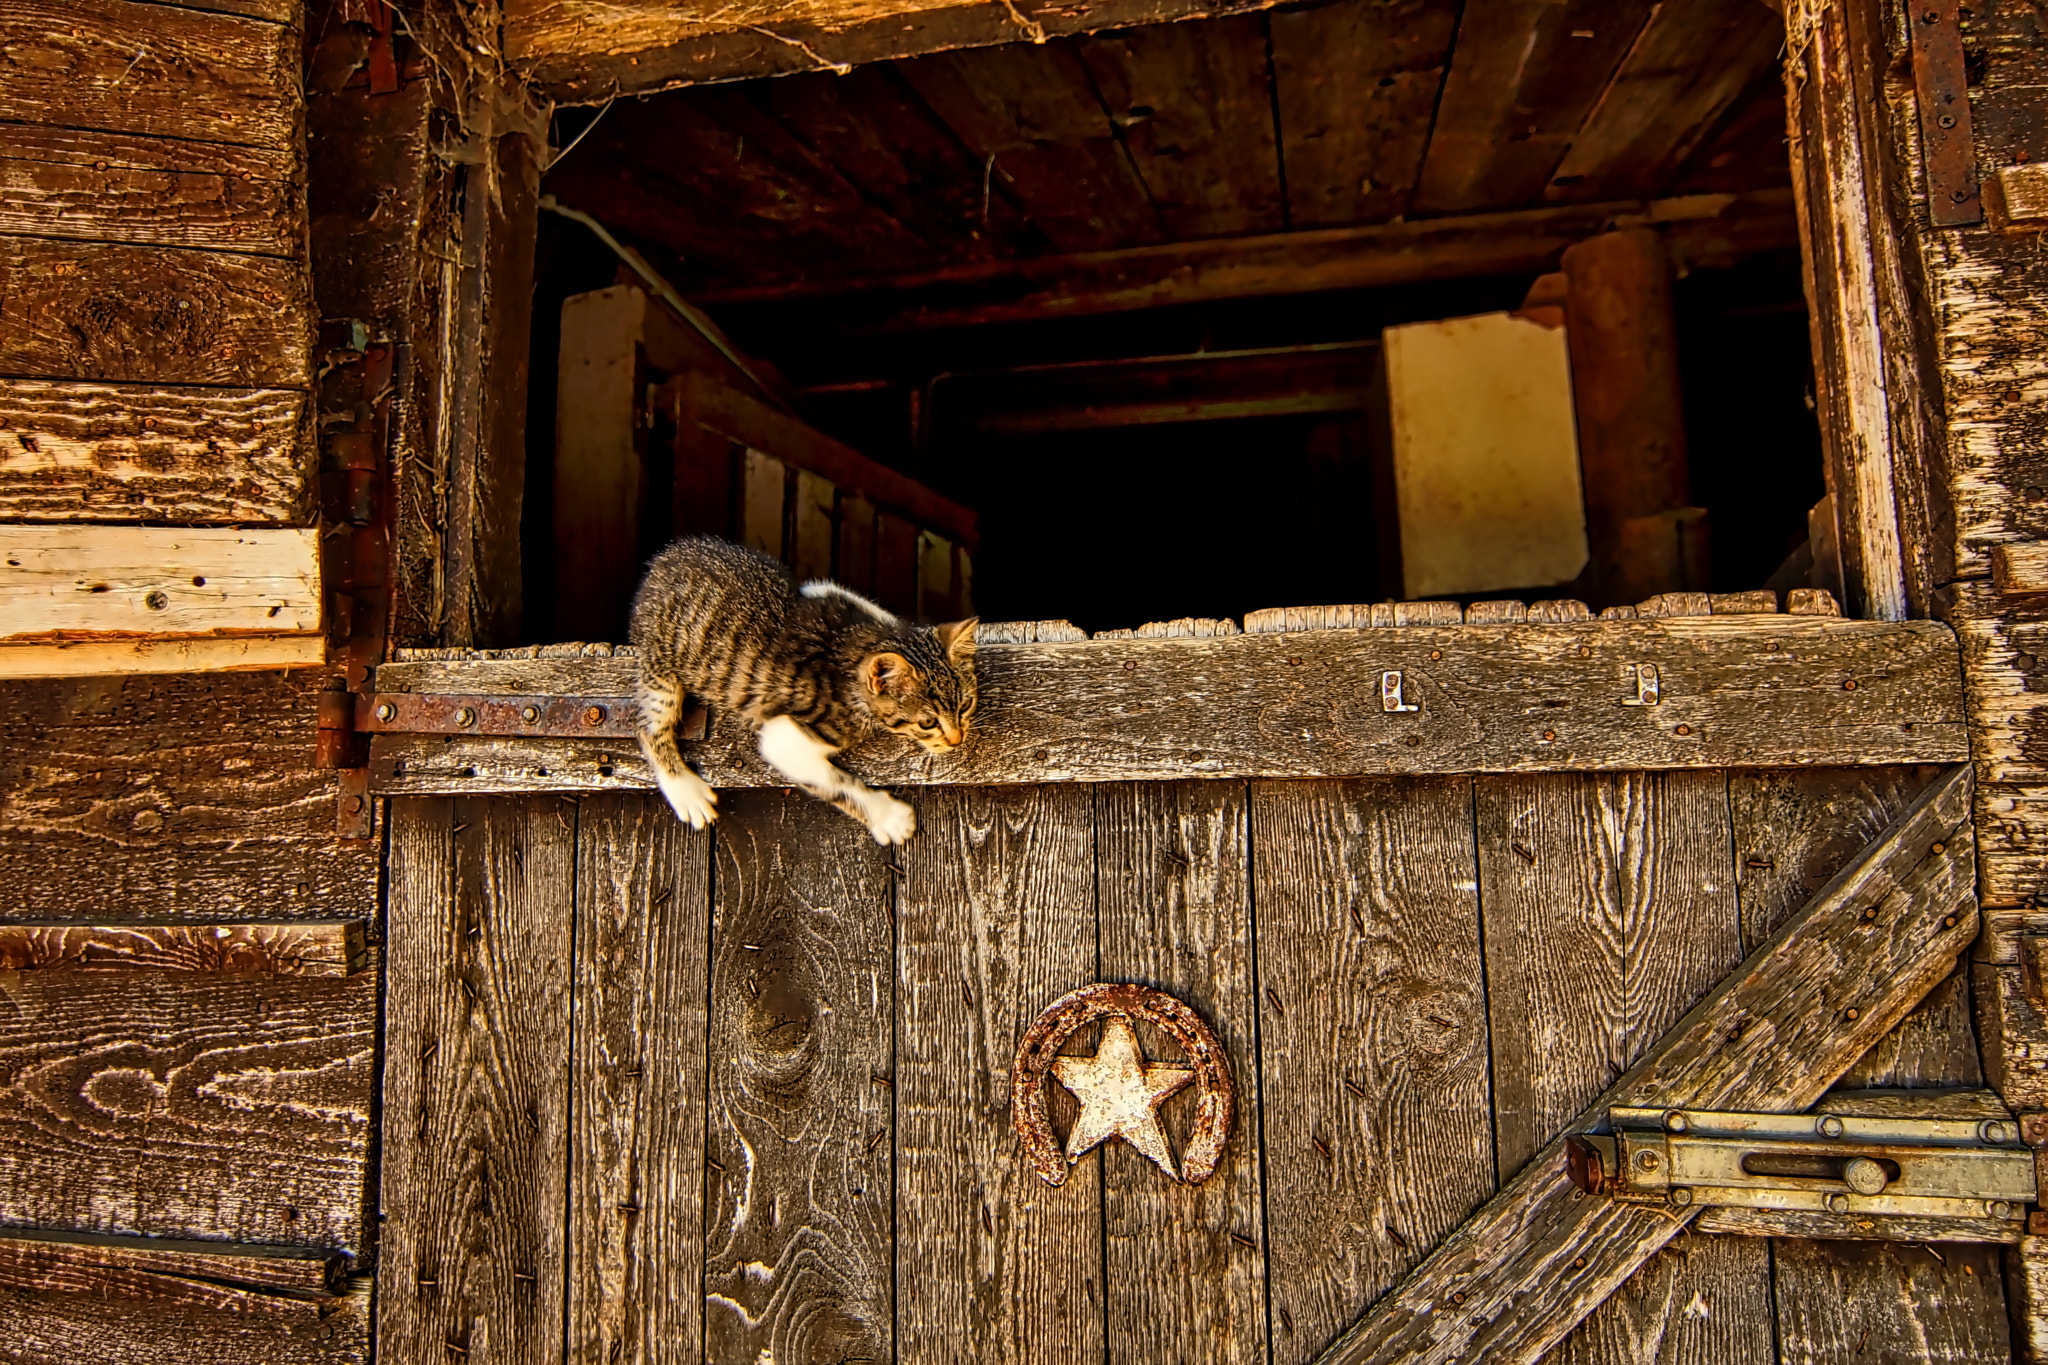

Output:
xmin=703 ymin=790 xmax=895 ymax=1364
xmin=568 ymin=795 xmax=712 ymax=1365
xmin=1772 ymin=1241 xmax=2010 ymax=1364
xmin=0 ymin=239 xmax=312 ymax=389
xmin=1095 ymin=780 xmax=1264 ymax=1364
xmin=0 ymin=526 xmax=321 ymax=641
xmin=0 ymin=669 xmax=378 ymax=922
xmin=0 ymin=381 xmax=309 ymax=524
xmin=0 ymin=959 xmax=374 ymax=1251
xmin=379 ymin=797 xmax=573 ymax=1365
xmin=0 ymin=0 xmax=301 ymax=151
xmin=896 ymin=786 xmax=1103 ymax=1364
xmin=0 ymin=920 xmax=363 ymax=976
xmin=1476 ymin=770 xmax=1773 ymax=1364
xmin=0 ymin=124 xmax=302 ymax=256
xmin=1250 ymin=777 xmax=1493 ymax=1364
xmin=0 ymin=1228 xmax=342 ymax=1294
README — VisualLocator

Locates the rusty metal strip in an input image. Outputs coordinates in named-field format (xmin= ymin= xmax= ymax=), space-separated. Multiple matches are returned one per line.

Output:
xmin=356 ymin=692 xmax=707 ymax=741
xmin=1911 ymin=0 xmax=1982 ymax=227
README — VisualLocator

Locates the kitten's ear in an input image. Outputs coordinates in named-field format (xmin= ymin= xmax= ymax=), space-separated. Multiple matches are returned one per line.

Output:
xmin=862 ymin=651 xmax=916 ymax=696
xmin=936 ymin=618 xmax=979 ymax=660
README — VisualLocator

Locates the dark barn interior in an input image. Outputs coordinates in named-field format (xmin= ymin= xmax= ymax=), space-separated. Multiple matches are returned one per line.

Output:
xmin=525 ymin=0 xmax=1821 ymax=640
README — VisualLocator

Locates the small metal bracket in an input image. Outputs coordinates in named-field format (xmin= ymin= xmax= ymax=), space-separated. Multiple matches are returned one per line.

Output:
xmin=1381 ymin=670 xmax=1420 ymax=713
xmin=1566 ymin=1106 xmax=2033 ymax=1224
xmin=1621 ymin=663 xmax=1661 ymax=707
xmin=1910 ymin=0 xmax=1983 ymax=227
xmin=356 ymin=692 xmax=708 ymax=742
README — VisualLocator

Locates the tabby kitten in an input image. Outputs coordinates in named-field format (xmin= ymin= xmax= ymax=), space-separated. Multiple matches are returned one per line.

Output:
xmin=629 ymin=535 xmax=978 ymax=844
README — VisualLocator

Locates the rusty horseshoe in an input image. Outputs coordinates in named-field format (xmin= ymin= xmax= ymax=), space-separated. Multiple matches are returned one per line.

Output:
xmin=1009 ymin=981 xmax=1236 ymax=1187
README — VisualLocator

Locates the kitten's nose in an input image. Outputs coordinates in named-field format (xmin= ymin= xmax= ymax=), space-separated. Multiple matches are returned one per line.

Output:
xmin=940 ymin=720 xmax=963 ymax=747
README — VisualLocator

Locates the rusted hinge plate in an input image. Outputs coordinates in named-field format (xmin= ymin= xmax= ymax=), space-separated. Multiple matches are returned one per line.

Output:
xmin=1910 ymin=0 xmax=1983 ymax=227
xmin=356 ymin=692 xmax=707 ymax=741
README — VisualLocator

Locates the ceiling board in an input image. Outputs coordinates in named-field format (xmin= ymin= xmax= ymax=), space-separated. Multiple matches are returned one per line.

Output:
xmin=1414 ymin=0 xmax=1656 ymax=213
xmin=1543 ymin=0 xmax=1785 ymax=202
xmin=1075 ymin=15 xmax=1286 ymax=237
xmin=1669 ymin=75 xmax=1793 ymax=197
xmin=1270 ymin=0 xmax=1459 ymax=226
xmin=894 ymin=41 xmax=1166 ymax=250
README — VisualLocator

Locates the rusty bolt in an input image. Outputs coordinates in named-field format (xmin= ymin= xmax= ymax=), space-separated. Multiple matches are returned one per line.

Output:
xmin=1451 ymin=1292 xmax=1466 ymax=1305
xmin=1817 ymin=1115 xmax=1845 ymax=1138
xmin=1577 ymin=645 xmax=1591 ymax=658
xmin=1635 ymin=1149 xmax=1661 ymax=1172
xmin=1843 ymin=679 xmax=1857 ymax=690
xmin=1430 ymin=649 xmax=1442 ymax=661
xmin=1827 ymin=1193 xmax=1851 ymax=1213
xmin=144 ymin=590 xmax=169 ymax=611
xmin=1981 ymin=1119 xmax=2015 ymax=1145
xmin=456 ymin=707 xmax=476 ymax=728
xmin=1668 ymin=1186 xmax=1692 ymax=1207
xmin=1939 ymin=113 xmax=1957 ymax=129
xmin=1843 ymin=1157 xmax=1888 ymax=1195
xmin=1543 ymin=730 xmax=1556 ymax=741
xmin=1845 ymin=1007 xmax=1860 ymax=1022
xmin=1664 ymin=1110 xmax=1688 ymax=1134
xmin=1675 ymin=725 xmax=1691 ymax=737
xmin=348 ymin=795 xmax=366 ymax=814
xmin=521 ymin=705 xmax=541 ymax=724
xmin=1991 ymin=1200 xmax=2016 ymax=1219
xmin=1932 ymin=842 xmax=1947 ymax=855
xmin=376 ymin=702 xmax=397 ymax=722
xmin=1944 ymin=914 xmax=1960 ymax=928
xmin=584 ymin=705 xmax=607 ymax=726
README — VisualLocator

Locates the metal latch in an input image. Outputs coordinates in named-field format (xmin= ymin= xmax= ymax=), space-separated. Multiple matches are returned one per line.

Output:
xmin=1565 ymin=1106 xmax=2033 ymax=1224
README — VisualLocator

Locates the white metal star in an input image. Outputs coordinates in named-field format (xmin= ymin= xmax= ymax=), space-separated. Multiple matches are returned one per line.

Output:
xmin=1051 ymin=1015 xmax=1194 ymax=1179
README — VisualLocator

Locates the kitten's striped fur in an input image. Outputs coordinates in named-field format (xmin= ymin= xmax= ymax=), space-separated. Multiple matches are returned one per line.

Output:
xmin=628 ymin=536 xmax=977 ymax=843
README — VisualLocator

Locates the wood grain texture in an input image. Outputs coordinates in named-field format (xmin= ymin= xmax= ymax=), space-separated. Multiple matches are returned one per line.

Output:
xmin=1251 ymin=777 xmax=1493 ymax=1364
xmin=0 ymin=959 xmax=374 ymax=1251
xmin=1315 ymin=765 xmax=1978 ymax=1364
xmin=0 ymin=526 xmax=319 ymax=641
xmin=895 ymin=785 xmax=1103 ymax=1364
xmin=0 ymin=380 xmax=309 ymax=524
xmin=1696 ymin=1207 xmax=2022 ymax=1242
xmin=0 ymin=0 xmax=300 ymax=151
xmin=368 ymin=617 xmax=1968 ymax=796
xmin=0 ymin=920 xmax=362 ymax=975
xmin=1094 ymin=780 xmax=1263 ymax=1364
xmin=703 ymin=790 xmax=895 ymax=1365
xmin=0 ymin=633 xmax=325 ymax=679
xmin=568 ymin=795 xmax=711 ymax=1365
xmin=2012 ymin=1235 xmax=2048 ymax=1365
xmin=379 ymin=797 xmax=573 ymax=1365
xmin=1269 ymin=0 xmax=1457 ymax=226
xmin=1475 ymin=770 xmax=1770 ymax=1365
xmin=0 ymin=124 xmax=301 ymax=255
xmin=1977 ymin=961 xmax=2048 ymax=1110
xmin=0 ymin=239 xmax=311 ymax=388
xmin=1772 ymin=1241 xmax=2010 ymax=1364
xmin=0 ymin=669 xmax=376 ymax=922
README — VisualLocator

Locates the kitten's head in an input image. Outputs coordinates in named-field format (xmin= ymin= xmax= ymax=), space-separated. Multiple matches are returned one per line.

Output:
xmin=859 ymin=619 xmax=978 ymax=753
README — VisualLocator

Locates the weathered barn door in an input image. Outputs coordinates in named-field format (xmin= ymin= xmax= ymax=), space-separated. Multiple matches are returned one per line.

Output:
xmin=369 ymin=606 xmax=2013 ymax=1363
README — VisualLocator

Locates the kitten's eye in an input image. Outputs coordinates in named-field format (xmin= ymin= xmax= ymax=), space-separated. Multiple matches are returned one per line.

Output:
xmin=918 ymin=718 xmax=938 ymax=730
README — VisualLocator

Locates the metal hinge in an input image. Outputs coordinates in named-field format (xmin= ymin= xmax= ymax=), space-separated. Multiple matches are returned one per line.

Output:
xmin=1565 ymin=1106 xmax=2033 ymax=1224
xmin=353 ymin=692 xmax=706 ymax=741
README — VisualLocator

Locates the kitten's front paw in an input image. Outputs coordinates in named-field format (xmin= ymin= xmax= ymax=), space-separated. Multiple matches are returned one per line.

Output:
xmin=865 ymin=793 xmax=916 ymax=845
xmin=657 ymin=770 xmax=719 ymax=830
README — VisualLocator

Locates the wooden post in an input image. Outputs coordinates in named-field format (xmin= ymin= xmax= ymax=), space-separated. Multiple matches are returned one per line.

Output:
xmin=1562 ymin=228 xmax=1698 ymax=607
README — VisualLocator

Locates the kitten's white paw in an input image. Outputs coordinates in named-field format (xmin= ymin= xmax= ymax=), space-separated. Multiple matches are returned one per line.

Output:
xmin=657 ymin=769 xmax=719 ymax=830
xmin=865 ymin=793 xmax=917 ymax=845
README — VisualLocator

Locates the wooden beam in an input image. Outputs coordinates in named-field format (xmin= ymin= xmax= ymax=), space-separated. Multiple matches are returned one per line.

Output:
xmin=690 ymin=190 xmax=1800 ymax=337
xmin=0 ymin=1228 xmax=342 ymax=1296
xmin=1312 ymin=764 xmax=1977 ymax=1363
xmin=0 ymin=633 xmax=325 ymax=679
xmin=0 ymin=526 xmax=321 ymax=642
xmin=367 ymin=615 xmax=1965 ymax=794
xmin=0 ymin=921 xmax=366 ymax=976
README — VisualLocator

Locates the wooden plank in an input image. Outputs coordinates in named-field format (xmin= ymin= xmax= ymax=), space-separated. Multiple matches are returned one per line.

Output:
xmin=0 ymin=920 xmax=363 ymax=975
xmin=1413 ymin=0 xmax=1655 ymax=212
xmin=568 ymin=795 xmax=711 ymax=1365
xmin=1252 ymin=776 xmax=1493 ymax=1364
xmin=1075 ymin=16 xmax=1284 ymax=237
xmin=894 ymin=43 xmax=1163 ymax=252
xmin=1269 ymin=0 xmax=1458 ymax=226
xmin=553 ymin=288 xmax=651 ymax=644
xmin=703 ymin=790 xmax=894 ymax=1364
xmin=0 ymin=526 xmax=320 ymax=642
xmin=793 ymin=468 xmax=835 ymax=580
xmin=0 ymin=380 xmax=309 ymax=525
xmin=1698 ymin=1207 xmax=2022 ymax=1243
xmin=740 ymin=449 xmax=788 ymax=558
xmin=0 ymin=0 xmax=300 ymax=151
xmin=693 ymin=188 xmax=1801 ymax=336
xmin=837 ymin=493 xmax=877 ymax=597
xmin=0 ymin=125 xmax=301 ymax=256
xmin=0 ymin=957 xmax=375 ymax=1250
xmin=1772 ymin=1242 xmax=2010 ymax=1364
xmin=379 ymin=797 xmax=572 ymax=1365
xmin=1475 ymin=770 xmax=1771 ymax=1365
xmin=0 ymin=1246 xmax=369 ymax=1365
xmin=369 ymin=617 xmax=1969 ymax=795
xmin=1095 ymin=780 xmax=1263 ymax=1363
xmin=0 ymin=668 xmax=378 ymax=921
xmin=896 ymin=785 xmax=1101 ymax=1362
xmin=0 ymin=633 xmax=326 ymax=679
xmin=0 ymin=239 xmax=310 ymax=389
xmin=1313 ymin=764 xmax=1977 ymax=1364
xmin=1995 ymin=542 xmax=2048 ymax=595
xmin=874 ymin=510 xmax=919 ymax=620
xmin=1977 ymin=961 xmax=2048 ymax=1110
xmin=0 ymin=1228 xmax=341 ymax=1295
xmin=916 ymin=530 xmax=955 ymax=622
xmin=2013 ymin=1236 xmax=2048 ymax=1365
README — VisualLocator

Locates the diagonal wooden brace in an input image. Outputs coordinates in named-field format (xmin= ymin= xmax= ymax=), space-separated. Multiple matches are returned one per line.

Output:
xmin=1315 ymin=764 xmax=1979 ymax=1365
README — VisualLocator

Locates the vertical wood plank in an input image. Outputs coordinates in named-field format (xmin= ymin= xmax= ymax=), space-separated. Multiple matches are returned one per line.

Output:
xmin=1475 ymin=771 xmax=1771 ymax=1365
xmin=380 ymin=796 xmax=573 ymax=1365
xmin=837 ymin=493 xmax=876 ymax=596
xmin=554 ymin=290 xmax=649 ymax=640
xmin=1773 ymin=1241 xmax=2010 ymax=1364
xmin=741 ymin=449 xmax=787 ymax=558
xmin=670 ymin=384 xmax=735 ymax=539
xmin=1095 ymin=780 xmax=1264 ymax=1365
xmin=875 ymin=511 xmax=918 ymax=619
xmin=917 ymin=530 xmax=955 ymax=622
xmin=703 ymin=789 xmax=894 ymax=1364
xmin=1251 ymin=777 xmax=1494 ymax=1364
xmin=567 ymin=794 xmax=712 ymax=1365
xmin=792 ymin=469 xmax=836 ymax=580
xmin=896 ymin=786 xmax=1102 ymax=1365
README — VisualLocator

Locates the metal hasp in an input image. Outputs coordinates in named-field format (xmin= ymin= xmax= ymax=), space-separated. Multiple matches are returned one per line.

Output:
xmin=355 ymin=691 xmax=708 ymax=742
xmin=1910 ymin=0 xmax=1982 ymax=227
xmin=1566 ymin=1105 xmax=2033 ymax=1226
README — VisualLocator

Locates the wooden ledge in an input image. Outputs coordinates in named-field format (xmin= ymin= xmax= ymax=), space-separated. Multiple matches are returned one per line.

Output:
xmin=369 ymin=615 xmax=1965 ymax=794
